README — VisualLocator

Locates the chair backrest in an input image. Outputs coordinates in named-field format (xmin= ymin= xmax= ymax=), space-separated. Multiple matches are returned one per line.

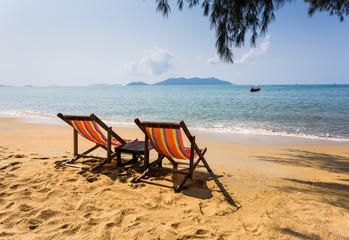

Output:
xmin=140 ymin=122 xmax=197 ymax=160
xmin=57 ymin=113 xmax=125 ymax=146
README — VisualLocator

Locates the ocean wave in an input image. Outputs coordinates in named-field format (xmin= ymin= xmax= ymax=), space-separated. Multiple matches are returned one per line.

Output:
xmin=191 ymin=125 xmax=349 ymax=142
xmin=1 ymin=109 xmax=348 ymax=142
xmin=0 ymin=109 xmax=57 ymax=119
xmin=0 ymin=109 xmax=136 ymax=128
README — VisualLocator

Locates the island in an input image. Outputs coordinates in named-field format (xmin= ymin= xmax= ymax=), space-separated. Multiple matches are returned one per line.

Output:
xmin=153 ymin=77 xmax=233 ymax=85
xmin=125 ymin=77 xmax=233 ymax=86
xmin=127 ymin=81 xmax=149 ymax=86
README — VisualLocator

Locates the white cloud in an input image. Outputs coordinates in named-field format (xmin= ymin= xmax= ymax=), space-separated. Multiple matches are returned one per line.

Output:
xmin=207 ymin=35 xmax=271 ymax=66
xmin=207 ymin=55 xmax=220 ymax=65
xmin=235 ymin=34 xmax=271 ymax=65
xmin=122 ymin=61 xmax=144 ymax=76
xmin=122 ymin=47 xmax=175 ymax=75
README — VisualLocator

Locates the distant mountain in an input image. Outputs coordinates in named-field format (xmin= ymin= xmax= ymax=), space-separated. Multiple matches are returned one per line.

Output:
xmin=0 ymin=85 xmax=11 ymax=87
xmin=127 ymin=81 xmax=149 ymax=86
xmin=154 ymin=77 xmax=233 ymax=85
xmin=24 ymin=85 xmax=34 ymax=87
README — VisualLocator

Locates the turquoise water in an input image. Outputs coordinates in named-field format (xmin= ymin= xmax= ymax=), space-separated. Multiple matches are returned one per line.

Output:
xmin=0 ymin=85 xmax=348 ymax=142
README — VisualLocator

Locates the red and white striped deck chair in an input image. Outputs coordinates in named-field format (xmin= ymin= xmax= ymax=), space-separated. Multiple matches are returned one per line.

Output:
xmin=134 ymin=118 xmax=212 ymax=192
xmin=57 ymin=113 xmax=134 ymax=170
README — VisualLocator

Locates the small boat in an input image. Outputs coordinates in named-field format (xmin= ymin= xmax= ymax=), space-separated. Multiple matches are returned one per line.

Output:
xmin=250 ymin=86 xmax=261 ymax=92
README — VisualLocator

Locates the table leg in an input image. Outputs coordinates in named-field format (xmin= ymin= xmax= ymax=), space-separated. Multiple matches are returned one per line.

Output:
xmin=116 ymin=151 xmax=121 ymax=166
xmin=144 ymin=138 xmax=149 ymax=170
xmin=144 ymin=150 xmax=149 ymax=170
xmin=132 ymin=153 xmax=137 ymax=161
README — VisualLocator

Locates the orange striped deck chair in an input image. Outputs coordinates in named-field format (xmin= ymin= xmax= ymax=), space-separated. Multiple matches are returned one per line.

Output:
xmin=134 ymin=118 xmax=212 ymax=192
xmin=57 ymin=113 xmax=134 ymax=170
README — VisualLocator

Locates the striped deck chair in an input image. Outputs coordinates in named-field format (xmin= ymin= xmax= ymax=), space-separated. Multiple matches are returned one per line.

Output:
xmin=134 ymin=118 xmax=212 ymax=192
xmin=57 ymin=113 xmax=134 ymax=170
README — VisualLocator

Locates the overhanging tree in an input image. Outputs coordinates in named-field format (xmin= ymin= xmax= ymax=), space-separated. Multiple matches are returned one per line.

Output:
xmin=155 ymin=0 xmax=349 ymax=63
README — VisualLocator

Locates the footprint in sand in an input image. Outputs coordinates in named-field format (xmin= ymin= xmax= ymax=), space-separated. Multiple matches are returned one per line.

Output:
xmin=5 ymin=173 xmax=16 ymax=178
xmin=9 ymin=162 xmax=22 ymax=166
xmin=66 ymin=178 xmax=78 ymax=182
xmin=27 ymin=218 xmax=42 ymax=230
xmin=54 ymin=160 xmax=66 ymax=169
xmin=19 ymin=204 xmax=33 ymax=212
xmin=199 ymin=200 xmax=235 ymax=216
xmin=8 ymin=154 xmax=26 ymax=159
xmin=18 ymin=188 xmax=32 ymax=196
xmin=266 ymin=209 xmax=276 ymax=219
xmin=0 ymin=232 xmax=14 ymax=237
xmin=37 ymin=209 xmax=58 ymax=221
xmin=59 ymin=223 xmax=69 ymax=229
xmin=85 ymin=176 xmax=99 ymax=183
xmin=0 ymin=161 xmax=22 ymax=170
xmin=10 ymin=166 xmax=21 ymax=171
xmin=242 ymin=223 xmax=263 ymax=236
xmin=195 ymin=229 xmax=209 ymax=236
xmin=129 ymin=182 xmax=146 ymax=189
xmin=5 ymin=202 xmax=15 ymax=209
xmin=104 ymin=222 xmax=116 ymax=229
xmin=10 ymin=184 xmax=21 ymax=189
xmin=61 ymin=225 xmax=82 ymax=236
xmin=112 ymin=208 xmax=136 ymax=227
xmin=31 ymin=157 xmax=50 ymax=160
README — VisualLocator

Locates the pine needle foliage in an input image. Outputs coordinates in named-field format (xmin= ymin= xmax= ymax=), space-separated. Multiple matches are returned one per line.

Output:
xmin=155 ymin=0 xmax=349 ymax=63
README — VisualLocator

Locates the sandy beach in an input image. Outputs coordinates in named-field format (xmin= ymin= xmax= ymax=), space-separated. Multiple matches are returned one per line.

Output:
xmin=0 ymin=117 xmax=348 ymax=239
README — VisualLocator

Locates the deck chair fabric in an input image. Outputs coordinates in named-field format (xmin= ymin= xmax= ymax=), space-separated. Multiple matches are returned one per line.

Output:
xmin=69 ymin=119 xmax=130 ymax=147
xmin=134 ymin=118 xmax=211 ymax=192
xmin=144 ymin=126 xmax=198 ymax=160
xmin=57 ymin=113 xmax=133 ymax=170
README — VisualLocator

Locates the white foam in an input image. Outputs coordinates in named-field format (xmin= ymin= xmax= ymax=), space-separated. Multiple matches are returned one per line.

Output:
xmin=0 ymin=109 xmax=136 ymax=128
xmin=0 ymin=109 xmax=56 ymax=119
xmin=191 ymin=125 xmax=349 ymax=143
xmin=1 ymin=109 xmax=348 ymax=143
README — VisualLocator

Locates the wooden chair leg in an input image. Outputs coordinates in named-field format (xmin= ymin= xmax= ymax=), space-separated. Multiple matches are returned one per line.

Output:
xmin=198 ymin=148 xmax=211 ymax=172
xmin=174 ymin=149 xmax=209 ymax=192
xmin=66 ymin=144 xmax=100 ymax=164
xmin=107 ymin=127 xmax=112 ymax=163
xmin=133 ymin=157 xmax=163 ymax=182
xmin=157 ymin=153 xmax=163 ymax=167
xmin=73 ymin=129 xmax=78 ymax=157
xmin=189 ymin=138 xmax=195 ymax=178
xmin=91 ymin=159 xmax=108 ymax=171
xmin=165 ymin=156 xmax=178 ymax=167
xmin=174 ymin=174 xmax=190 ymax=192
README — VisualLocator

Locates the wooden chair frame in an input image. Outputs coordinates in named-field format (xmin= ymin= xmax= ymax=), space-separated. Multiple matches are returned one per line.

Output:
xmin=57 ymin=113 xmax=133 ymax=170
xmin=134 ymin=118 xmax=212 ymax=192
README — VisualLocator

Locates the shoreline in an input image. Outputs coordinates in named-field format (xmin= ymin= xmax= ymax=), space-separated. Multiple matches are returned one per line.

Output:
xmin=0 ymin=116 xmax=348 ymax=178
xmin=1 ymin=114 xmax=348 ymax=146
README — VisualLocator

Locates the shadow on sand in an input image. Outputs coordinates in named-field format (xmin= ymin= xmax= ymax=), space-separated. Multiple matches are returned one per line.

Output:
xmin=254 ymin=149 xmax=349 ymax=209
xmin=55 ymin=157 xmax=241 ymax=209
xmin=276 ymin=228 xmax=321 ymax=240
xmin=255 ymin=149 xmax=349 ymax=174
xmin=280 ymin=178 xmax=349 ymax=210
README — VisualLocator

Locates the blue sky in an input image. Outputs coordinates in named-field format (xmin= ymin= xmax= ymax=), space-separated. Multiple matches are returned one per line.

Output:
xmin=0 ymin=0 xmax=348 ymax=86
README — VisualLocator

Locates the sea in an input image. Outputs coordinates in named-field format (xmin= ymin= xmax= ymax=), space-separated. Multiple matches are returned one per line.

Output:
xmin=0 ymin=84 xmax=348 ymax=144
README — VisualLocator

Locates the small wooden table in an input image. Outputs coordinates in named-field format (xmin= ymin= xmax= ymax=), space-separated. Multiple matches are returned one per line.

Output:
xmin=114 ymin=140 xmax=153 ymax=167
